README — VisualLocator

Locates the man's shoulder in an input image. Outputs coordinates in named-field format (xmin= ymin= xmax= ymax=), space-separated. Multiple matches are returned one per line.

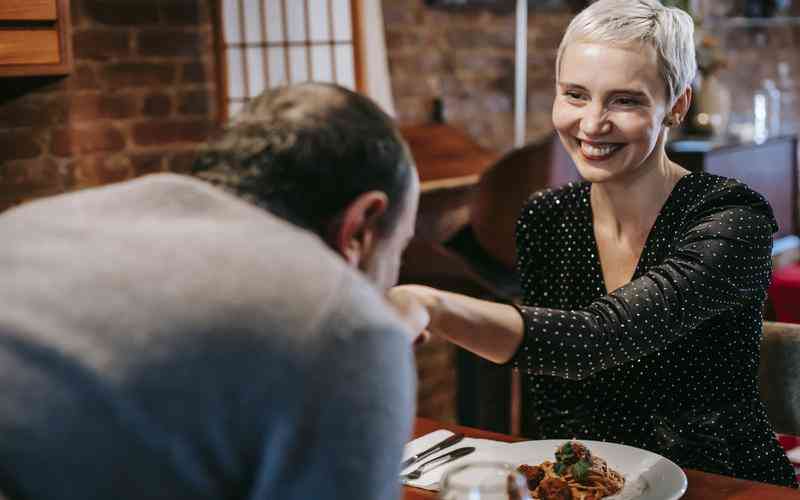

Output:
xmin=0 ymin=174 xmax=401 ymax=343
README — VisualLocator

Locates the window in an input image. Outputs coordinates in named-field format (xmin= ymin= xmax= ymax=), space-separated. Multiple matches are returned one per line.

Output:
xmin=216 ymin=0 xmax=361 ymax=118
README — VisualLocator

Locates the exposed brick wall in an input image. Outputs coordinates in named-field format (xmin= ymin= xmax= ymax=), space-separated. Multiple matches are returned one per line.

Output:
xmin=384 ymin=0 xmax=573 ymax=153
xmin=0 ymin=0 xmax=218 ymax=211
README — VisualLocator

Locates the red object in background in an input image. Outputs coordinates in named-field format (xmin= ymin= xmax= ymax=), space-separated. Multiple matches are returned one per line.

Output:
xmin=770 ymin=264 xmax=800 ymax=323
xmin=777 ymin=433 xmax=800 ymax=483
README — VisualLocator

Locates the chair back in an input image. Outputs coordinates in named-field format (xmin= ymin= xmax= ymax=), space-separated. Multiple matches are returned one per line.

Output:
xmin=470 ymin=133 xmax=580 ymax=270
xmin=760 ymin=321 xmax=800 ymax=435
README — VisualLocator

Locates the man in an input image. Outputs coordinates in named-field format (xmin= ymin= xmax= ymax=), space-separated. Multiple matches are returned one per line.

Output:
xmin=0 ymin=83 xmax=419 ymax=500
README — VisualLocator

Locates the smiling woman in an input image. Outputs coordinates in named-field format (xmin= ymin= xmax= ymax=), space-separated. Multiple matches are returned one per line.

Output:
xmin=388 ymin=0 xmax=799 ymax=489
xmin=552 ymin=42 xmax=677 ymax=186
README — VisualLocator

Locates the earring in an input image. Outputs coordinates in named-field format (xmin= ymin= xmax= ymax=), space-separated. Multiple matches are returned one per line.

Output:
xmin=664 ymin=115 xmax=679 ymax=127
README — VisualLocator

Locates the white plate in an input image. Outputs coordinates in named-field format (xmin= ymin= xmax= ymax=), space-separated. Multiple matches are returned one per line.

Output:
xmin=503 ymin=439 xmax=687 ymax=500
xmin=403 ymin=432 xmax=687 ymax=499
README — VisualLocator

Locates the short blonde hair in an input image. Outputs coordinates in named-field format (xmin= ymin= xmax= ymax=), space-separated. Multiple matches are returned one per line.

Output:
xmin=555 ymin=0 xmax=696 ymax=106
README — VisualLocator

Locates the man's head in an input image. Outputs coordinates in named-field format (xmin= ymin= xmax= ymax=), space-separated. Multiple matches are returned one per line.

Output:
xmin=193 ymin=82 xmax=418 ymax=290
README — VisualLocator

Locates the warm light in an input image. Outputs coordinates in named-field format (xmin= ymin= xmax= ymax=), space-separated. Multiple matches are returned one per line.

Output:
xmin=696 ymin=113 xmax=710 ymax=126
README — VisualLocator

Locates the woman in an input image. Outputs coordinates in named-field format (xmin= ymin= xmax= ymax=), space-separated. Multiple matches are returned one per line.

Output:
xmin=390 ymin=0 xmax=798 ymax=487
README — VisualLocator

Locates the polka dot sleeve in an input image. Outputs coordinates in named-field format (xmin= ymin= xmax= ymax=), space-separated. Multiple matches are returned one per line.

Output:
xmin=512 ymin=185 xmax=776 ymax=381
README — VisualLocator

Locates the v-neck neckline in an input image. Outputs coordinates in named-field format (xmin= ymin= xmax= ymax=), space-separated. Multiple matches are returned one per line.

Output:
xmin=587 ymin=172 xmax=697 ymax=295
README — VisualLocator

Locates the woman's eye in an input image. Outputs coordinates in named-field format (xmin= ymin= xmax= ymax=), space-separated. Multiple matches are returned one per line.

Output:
xmin=614 ymin=97 xmax=640 ymax=106
xmin=564 ymin=91 xmax=584 ymax=100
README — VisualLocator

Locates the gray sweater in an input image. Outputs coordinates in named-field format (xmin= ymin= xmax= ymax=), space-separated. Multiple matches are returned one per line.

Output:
xmin=0 ymin=174 xmax=415 ymax=500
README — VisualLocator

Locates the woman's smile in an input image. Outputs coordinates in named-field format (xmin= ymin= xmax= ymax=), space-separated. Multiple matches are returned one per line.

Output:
xmin=576 ymin=138 xmax=626 ymax=161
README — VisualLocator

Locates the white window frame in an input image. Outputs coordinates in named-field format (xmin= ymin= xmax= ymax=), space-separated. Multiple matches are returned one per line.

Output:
xmin=214 ymin=0 xmax=363 ymax=119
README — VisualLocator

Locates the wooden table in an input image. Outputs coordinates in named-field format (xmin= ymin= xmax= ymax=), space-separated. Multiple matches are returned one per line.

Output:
xmin=404 ymin=417 xmax=800 ymax=500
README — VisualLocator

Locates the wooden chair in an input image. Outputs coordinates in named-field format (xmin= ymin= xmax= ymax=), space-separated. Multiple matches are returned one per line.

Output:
xmin=467 ymin=132 xmax=579 ymax=271
xmin=760 ymin=321 xmax=800 ymax=436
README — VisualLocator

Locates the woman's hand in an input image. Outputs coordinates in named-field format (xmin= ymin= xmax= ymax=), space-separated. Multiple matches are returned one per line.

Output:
xmin=386 ymin=285 xmax=434 ymax=347
xmin=388 ymin=284 xmax=524 ymax=363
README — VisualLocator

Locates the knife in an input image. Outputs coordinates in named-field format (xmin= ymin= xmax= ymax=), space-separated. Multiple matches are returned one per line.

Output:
xmin=401 ymin=432 xmax=464 ymax=470
xmin=400 ymin=446 xmax=476 ymax=482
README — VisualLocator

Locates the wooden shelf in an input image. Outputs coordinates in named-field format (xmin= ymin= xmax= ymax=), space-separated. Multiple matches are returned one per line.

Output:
xmin=0 ymin=0 xmax=72 ymax=77
xmin=0 ymin=0 xmax=57 ymax=21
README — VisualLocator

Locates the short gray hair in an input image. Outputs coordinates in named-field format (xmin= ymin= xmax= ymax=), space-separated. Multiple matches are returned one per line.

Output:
xmin=555 ymin=0 xmax=696 ymax=106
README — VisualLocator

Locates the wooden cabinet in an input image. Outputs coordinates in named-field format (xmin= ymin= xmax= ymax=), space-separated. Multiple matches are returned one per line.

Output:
xmin=0 ymin=0 xmax=72 ymax=77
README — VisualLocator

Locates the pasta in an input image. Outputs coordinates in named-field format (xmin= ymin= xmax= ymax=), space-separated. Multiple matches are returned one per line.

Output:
xmin=517 ymin=440 xmax=625 ymax=500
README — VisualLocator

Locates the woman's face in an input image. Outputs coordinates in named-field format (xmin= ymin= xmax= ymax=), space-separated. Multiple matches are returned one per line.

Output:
xmin=552 ymin=42 xmax=670 ymax=184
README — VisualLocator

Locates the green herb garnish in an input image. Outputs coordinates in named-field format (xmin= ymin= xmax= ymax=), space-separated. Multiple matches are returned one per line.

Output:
xmin=555 ymin=442 xmax=574 ymax=463
xmin=571 ymin=459 xmax=591 ymax=483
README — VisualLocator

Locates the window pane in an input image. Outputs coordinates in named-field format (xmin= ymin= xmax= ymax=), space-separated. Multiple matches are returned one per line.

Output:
xmin=226 ymin=48 xmax=246 ymax=98
xmin=331 ymin=0 xmax=352 ymax=42
xmin=243 ymin=0 xmax=262 ymax=42
xmin=285 ymin=0 xmax=306 ymax=42
xmin=289 ymin=46 xmax=309 ymax=83
xmin=335 ymin=44 xmax=355 ymax=89
xmin=265 ymin=0 xmax=285 ymax=42
xmin=307 ymin=0 xmax=330 ymax=42
xmin=311 ymin=44 xmax=333 ymax=82
xmin=222 ymin=0 xmax=241 ymax=43
xmin=246 ymin=46 xmax=266 ymax=97
xmin=268 ymin=47 xmax=288 ymax=88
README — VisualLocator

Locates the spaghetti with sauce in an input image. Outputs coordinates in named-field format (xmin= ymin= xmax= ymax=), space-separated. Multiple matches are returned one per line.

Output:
xmin=517 ymin=440 xmax=625 ymax=500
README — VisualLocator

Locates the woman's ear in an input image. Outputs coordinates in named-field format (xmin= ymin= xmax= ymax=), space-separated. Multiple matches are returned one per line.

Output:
xmin=668 ymin=86 xmax=693 ymax=126
xmin=328 ymin=191 xmax=388 ymax=267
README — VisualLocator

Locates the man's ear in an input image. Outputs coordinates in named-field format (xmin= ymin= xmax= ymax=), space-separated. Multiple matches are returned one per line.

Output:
xmin=329 ymin=191 xmax=389 ymax=267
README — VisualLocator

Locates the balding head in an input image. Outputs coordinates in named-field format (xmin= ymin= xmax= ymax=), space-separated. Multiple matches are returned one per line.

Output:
xmin=193 ymin=83 xmax=415 ymax=238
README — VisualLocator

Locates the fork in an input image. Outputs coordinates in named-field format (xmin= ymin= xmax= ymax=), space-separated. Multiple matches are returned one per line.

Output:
xmin=399 ymin=446 xmax=476 ymax=482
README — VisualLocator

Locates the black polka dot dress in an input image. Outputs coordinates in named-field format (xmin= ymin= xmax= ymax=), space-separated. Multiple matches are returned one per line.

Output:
xmin=512 ymin=172 xmax=798 ymax=487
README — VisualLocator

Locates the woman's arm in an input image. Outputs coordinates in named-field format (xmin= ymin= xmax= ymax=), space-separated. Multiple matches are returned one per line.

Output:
xmin=387 ymin=285 xmax=524 ymax=363
xmin=392 ymin=182 xmax=777 ymax=380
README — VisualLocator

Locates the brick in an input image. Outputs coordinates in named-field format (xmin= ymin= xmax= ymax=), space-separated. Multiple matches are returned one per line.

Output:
xmin=181 ymin=62 xmax=209 ymax=83
xmin=73 ymin=30 xmax=131 ymax=61
xmin=66 ymin=64 xmax=99 ymax=91
xmin=389 ymin=52 xmax=444 ymax=75
xmin=0 ymin=158 xmax=61 ymax=193
xmin=132 ymin=119 xmax=215 ymax=147
xmin=100 ymin=63 xmax=175 ymax=88
xmin=66 ymin=93 xmax=138 ymax=122
xmin=130 ymin=152 xmax=164 ymax=175
xmin=390 ymin=75 xmax=434 ymax=97
xmin=0 ymin=130 xmax=42 ymax=162
xmin=383 ymin=4 xmax=419 ymax=25
xmin=167 ymin=150 xmax=199 ymax=174
xmin=83 ymin=0 xmax=159 ymax=26
xmin=178 ymin=90 xmax=210 ymax=115
xmin=98 ymin=155 xmax=134 ymax=183
xmin=393 ymin=97 xmax=432 ymax=125
xmin=137 ymin=30 xmax=203 ymax=58
xmin=385 ymin=29 xmax=425 ymax=50
xmin=160 ymin=0 xmax=209 ymax=26
xmin=455 ymin=53 xmax=511 ymax=75
xmin=0 ymin=96 xmax=68 ymax=129
xmin=143 ymin=93 xmax=172 ymax=117
xmin=51 ymin=126 xmax=126 ymax=157
xmin=66 ymin=155 xmax=134 ymax=187
xmin=445 ymin=27 xmax=514 ymax=50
